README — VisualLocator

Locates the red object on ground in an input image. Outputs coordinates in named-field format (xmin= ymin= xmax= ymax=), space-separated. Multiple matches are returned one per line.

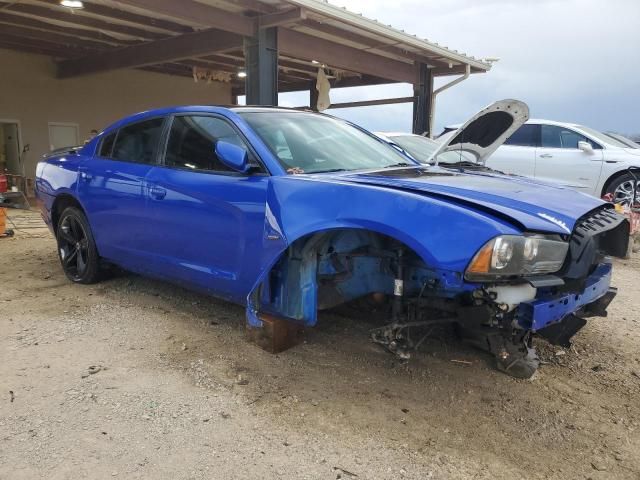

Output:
xmin=0 ymin=174 xmax=7 ymax=193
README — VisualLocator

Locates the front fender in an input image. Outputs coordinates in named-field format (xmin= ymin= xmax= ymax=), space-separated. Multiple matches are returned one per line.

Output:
xmin=264 ymin=176 xmax=520 ymax=270
xmin=246 ymin=175 xmax=521 ymax=327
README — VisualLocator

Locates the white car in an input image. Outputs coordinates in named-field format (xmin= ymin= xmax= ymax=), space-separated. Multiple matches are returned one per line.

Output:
xmin=439 ymin=119 xmax=640 ymax=205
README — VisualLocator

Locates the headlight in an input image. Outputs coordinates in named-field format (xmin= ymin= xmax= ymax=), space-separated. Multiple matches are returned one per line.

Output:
xmin=465 ymin=235 xmax=568 ymax=281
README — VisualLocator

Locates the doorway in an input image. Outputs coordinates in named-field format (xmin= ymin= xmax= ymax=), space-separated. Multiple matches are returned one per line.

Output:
xmin=0 ymin=120 xmax=21 ymax=176
xmin=48 ymin=122 xmax=79 ymax=152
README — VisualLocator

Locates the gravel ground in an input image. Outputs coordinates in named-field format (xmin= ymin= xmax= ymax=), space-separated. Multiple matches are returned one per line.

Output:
xmin=1 ymin=211 xmax=640 ymax=479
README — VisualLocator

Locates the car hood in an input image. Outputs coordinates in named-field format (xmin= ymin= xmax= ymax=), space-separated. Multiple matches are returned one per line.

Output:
xmin=621 ymin=147 xmax=640 ymax=157
xmin=428 ymin=99 xmax=529 ymax=164
xmin=326 ymin=167 xmax=606 ymax=234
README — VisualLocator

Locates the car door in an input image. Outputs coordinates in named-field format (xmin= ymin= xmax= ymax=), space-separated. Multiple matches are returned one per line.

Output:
xmin=484 ymin=124 xmax=538 ymax=177
xmin=534 ymin=124 xmax=604 ymax=194
xmin=143 ymin=114 xmax=269 ymax=301
xmin=77 ymin=117 xmax=165 ymax=267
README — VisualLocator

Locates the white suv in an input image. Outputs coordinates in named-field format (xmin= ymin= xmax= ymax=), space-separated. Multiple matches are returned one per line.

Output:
xmin=440 ymin=119 xmax=640 ymax=205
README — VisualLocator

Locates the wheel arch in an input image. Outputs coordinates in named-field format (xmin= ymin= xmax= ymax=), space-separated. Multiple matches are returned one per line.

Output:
xmin=601 ymin=168 xmax=640 ymax=197
xmin=51 ymin=193 xmax=87 ymax=232
xmin=246 ymin=224 xmax=447 ymax=329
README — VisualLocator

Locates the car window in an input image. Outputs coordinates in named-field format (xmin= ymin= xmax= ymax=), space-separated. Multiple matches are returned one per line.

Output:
xmin=239 ymin=111 xmax=412 ymax=174
xmin=504 ymin=124 xmax=538 ymax=147
xmin=164 ymin=116 xmax=256 ymax=173
xmin=540 ymin=125 xmax=596 ymax=149
xmin=112 ymin=118 xmax=164 ymax=164
xmin=98 ymin=131 xmax=116 ymax=157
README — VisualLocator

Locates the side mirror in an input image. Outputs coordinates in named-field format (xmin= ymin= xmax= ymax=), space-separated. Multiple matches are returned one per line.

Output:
xmin=215 ymin=141 xmax=249 ymax=173
xmin=578 ymin=141 xmax=594 ymax=153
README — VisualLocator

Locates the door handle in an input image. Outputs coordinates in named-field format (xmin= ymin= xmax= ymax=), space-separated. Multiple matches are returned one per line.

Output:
xmin=149 ymin=185 xmax=167 ymax=200
xmin=539 ymin=154 xmax=553 ymax=159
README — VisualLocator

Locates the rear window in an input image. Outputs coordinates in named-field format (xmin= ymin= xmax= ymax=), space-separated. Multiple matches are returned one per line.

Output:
xmin=112 ymin=118 xmax=164 ymax=164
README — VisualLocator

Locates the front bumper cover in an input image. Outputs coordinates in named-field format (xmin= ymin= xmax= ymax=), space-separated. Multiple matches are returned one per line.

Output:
xmin=516 ymin=262 xmax=614 ymax=332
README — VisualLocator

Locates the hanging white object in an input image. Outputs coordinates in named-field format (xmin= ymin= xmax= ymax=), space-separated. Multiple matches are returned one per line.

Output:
xmin=315 ymin=68 xmax=331 ymax=111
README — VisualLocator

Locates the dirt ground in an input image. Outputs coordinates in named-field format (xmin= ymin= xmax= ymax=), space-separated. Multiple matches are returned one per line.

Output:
xmin=2 ymin=210 xmax=640 ymax=480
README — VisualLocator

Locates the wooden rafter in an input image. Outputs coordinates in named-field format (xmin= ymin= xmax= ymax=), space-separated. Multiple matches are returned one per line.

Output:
xmin=32 ymin=0 xmax=193 ymax=33
xmin=0 ymin=1 xmax=168 ymax=40
xmin=0 ymin=23 xmax=113 ymax=50
xmin=0 ymin=12 xmax=138 ymax=46
xmin=57 ymin=28 xmax=243 ymax=78
xmin=111 ymin=0 xmax=256 ymax=36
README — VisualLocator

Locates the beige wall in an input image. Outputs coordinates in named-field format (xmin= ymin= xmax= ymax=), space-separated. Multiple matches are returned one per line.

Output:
xmin=0 ymin=48 xmax=232 ymax=181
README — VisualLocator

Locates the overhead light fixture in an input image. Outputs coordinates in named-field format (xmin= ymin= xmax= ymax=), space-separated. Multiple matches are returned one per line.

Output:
xmin=60 ymin=0 xmax=84 ymax=8
xmin=311 ymin=60 xmax=320 ymax=64
xmin=237 ymin=71 xmax=247 ymax=78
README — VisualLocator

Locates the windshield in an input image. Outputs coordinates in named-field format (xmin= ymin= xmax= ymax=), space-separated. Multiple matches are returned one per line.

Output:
xmin=575 ymin=125 xmax=630 ymax=148
xmin=389 ymin=134 xmax=478 ymax=164
xmin=239 ymin=112 xmax=415 ymax=174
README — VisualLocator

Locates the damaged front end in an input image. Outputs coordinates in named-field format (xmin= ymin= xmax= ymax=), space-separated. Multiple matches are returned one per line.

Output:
xmin=247 ymin=206 xmax=629 ymax=379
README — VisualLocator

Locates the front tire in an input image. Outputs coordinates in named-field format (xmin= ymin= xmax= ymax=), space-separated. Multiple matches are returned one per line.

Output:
xmin=56 ymin=207 xmax=101 ymax=284
xmin=605 ymin=173 xmax=640 ymax=206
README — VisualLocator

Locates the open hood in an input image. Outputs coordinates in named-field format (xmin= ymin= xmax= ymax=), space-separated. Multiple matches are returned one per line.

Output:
xmin=428 ymin=99 xmax=529 ymax=164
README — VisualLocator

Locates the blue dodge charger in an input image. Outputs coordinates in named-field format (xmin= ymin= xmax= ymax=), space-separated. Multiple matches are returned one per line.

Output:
xmin=35 ymin=103 xmax=629 ymax=378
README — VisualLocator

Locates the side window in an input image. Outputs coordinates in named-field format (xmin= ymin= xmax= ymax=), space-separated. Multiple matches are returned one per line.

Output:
xmin=98 ymin=132 xmax=116 ymax=157
xmin=541 ymin=125 xmax=594 ymax=149
xmin=164 ymin=116 xmax=255 ymax=173
xmin=504 ymin=124 xmax=538 ymax=147
xmin=112 ymin=118 xmax=164 ymax=164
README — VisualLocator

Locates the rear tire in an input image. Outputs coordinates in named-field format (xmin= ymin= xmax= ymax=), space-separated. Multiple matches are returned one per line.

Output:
xmin=56 ymin=207 xmax=101 ymax=284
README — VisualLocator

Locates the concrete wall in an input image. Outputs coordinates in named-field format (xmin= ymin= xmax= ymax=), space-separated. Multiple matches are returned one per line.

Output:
xmin=0 ymin=48 xmax=232 ymax=183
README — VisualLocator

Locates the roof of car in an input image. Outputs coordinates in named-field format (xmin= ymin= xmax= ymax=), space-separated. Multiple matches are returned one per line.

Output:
xmin=100 ymin=105 xmax=315 ymax=133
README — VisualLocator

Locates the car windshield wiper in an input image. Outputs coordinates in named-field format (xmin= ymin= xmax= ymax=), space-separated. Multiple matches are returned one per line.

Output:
xmin=440 ymin=161 xmax=485 ymax=169
xmin=383 ymin=162 xmax=414 ymax=169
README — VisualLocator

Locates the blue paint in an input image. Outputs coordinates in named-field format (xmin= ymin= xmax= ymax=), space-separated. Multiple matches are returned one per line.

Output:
xmin=35 ymin=106 xmax=616 ymax=335
xmin=517 ymin=263 xmax=613 ymax=331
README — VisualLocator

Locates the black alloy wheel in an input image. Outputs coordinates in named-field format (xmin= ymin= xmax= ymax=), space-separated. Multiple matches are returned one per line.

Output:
xmin=56 ymin=207 xmax=101 ymax=284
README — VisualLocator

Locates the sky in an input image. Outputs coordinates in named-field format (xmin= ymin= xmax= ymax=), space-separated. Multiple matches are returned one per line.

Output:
xmin=277 ymin=0 xmax=640 ymax=136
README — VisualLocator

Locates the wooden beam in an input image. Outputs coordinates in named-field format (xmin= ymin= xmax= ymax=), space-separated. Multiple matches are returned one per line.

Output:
xmin=233 ymin=75 xmax=395 ymax=96
xmin=0 ymin=23 xmax=112 ymax=50
xmin=0 ymin=1 xmax=167 ymax=40
xmin=57 ymin=28 xmax=243 ymax=78
xmin=325 ymin=97 xmax=415 ymax=109
xmin=0 ymin=12 xmax=138 ymax=46
xmin=33 ymin=0 xmax=192 ymax=33
xmin=258 ymin=7 xmax=306 ymax=29
xmin=112 ymin=0 xmax=256 ymax=36
xmin=278 ymin=28 xmax=414 ymax=84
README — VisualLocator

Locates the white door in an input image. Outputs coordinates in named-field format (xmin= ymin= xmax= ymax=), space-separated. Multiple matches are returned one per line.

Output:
xmin=534 ymin=124 xmax=604 ymax=195
xmin=48 ymin=123 xmax=79 ymax=151
xmin=485 ymin=124 xmax=537 ymax=178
